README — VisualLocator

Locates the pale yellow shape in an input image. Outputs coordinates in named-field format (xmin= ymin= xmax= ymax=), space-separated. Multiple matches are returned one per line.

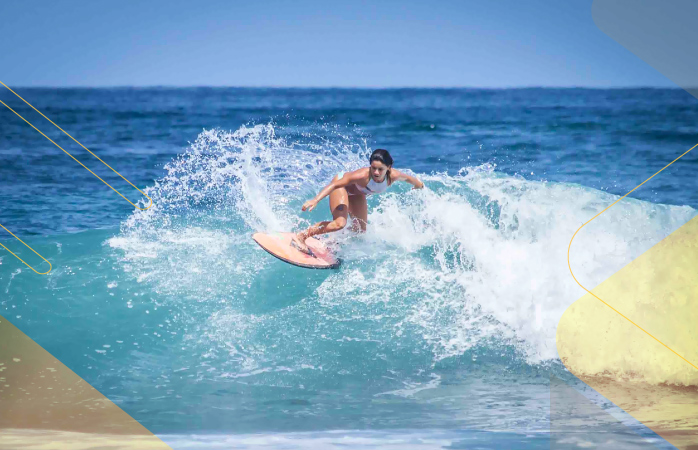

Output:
xmin=558 ymin=215 xmax=698 ymax=448
xmin=0 ymin=429 xmax=170 ymax=450
xmin=560 ymin=215 xmax=698 ymax=385
xmin=0 ymin=316 xmax=171 ymax=449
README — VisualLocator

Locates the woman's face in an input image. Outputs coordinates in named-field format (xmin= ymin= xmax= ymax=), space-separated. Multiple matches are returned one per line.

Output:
xmin=370 ymin=160 xmax=390 ymax=182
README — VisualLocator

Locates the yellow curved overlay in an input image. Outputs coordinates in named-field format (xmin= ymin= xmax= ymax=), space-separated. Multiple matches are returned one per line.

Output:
xmin=0 ymin=81 xmax=155 ymax=274
xmin=0 ymin=224 xmax=51 ymax=275
xmin=561 ymin=144 xmax=698 ymax=448
xmin=566 ymin=143 xmax=698 ymax=371
xmin=558 ymin=1 xmax=698 ymax=447
xmin=0 ymin=81 xmax=153 ymax=211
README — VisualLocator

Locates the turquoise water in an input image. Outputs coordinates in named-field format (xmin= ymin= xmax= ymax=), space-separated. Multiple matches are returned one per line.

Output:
xmin=2 ymin=88 xmax=696 ymax=448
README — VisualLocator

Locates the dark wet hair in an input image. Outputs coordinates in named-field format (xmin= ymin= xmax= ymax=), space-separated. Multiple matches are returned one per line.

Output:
xmin=369 ymin=149 xmax=393 ymax=185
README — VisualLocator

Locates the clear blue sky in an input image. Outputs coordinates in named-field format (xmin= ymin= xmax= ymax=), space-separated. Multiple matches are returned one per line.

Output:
xmin=0 ymin=0 xmax=674 ymax=87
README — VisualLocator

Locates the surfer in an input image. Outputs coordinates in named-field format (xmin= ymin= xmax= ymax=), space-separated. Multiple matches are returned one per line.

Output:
xmin=291 ymin=149 xmax=424 ymax=255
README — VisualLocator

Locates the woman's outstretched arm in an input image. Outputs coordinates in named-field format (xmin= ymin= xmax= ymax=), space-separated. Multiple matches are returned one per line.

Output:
xmin=302 ymin=169 xmax=365 ymax=212
xmin=390 ymin=168 xmax=424 ymax=189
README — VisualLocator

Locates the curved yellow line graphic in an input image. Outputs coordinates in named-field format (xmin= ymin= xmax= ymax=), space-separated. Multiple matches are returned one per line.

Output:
xmin=567 ymin=142 xmax=698 ymax=371
xmin=0 ymin=223 xmax=52 ymax=275
xmin=0 ymin=81 xmax=153 ymax=211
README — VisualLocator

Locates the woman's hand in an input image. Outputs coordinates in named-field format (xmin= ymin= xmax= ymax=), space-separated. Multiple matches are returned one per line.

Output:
xmin=302 ymin=198 xmax=318 ymax=212
xmin=412 ymin=180 xmax=425 ymax=190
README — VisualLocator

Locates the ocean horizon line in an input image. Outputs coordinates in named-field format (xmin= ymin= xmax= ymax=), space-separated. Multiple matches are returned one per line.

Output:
xmin=4 ymin=84 xmax=690 ymax=91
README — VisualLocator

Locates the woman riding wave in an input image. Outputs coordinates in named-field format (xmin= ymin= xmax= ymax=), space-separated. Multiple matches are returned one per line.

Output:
xmin=292 ymin=149 xmax=424 ymax=255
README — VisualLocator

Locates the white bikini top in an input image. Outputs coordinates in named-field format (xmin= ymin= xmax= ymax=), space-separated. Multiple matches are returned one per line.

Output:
xmin=355 ymin=174 xmax=389 ymax=196
xmin=337 ymin=171 xmax=390 ymax=196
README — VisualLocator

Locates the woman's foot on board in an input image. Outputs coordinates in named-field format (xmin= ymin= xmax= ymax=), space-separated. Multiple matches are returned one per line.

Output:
xmin=290 ymin=233 xmax=314 ymax=256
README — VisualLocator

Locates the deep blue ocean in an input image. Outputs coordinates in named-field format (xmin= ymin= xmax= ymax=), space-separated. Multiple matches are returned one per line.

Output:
xmin=1 ymin=87 xmax=697 ymax=449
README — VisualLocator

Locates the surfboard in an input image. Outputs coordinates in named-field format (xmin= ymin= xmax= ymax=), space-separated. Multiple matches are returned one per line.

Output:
xmin=252 ymin=232 xmax=341 ymax=269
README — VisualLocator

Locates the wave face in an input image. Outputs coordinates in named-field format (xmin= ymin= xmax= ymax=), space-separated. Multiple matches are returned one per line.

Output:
xmin=2 ymin=88 xmax=697 ymax=437
xmin=114 ymin=123 xmax=695 ymax=363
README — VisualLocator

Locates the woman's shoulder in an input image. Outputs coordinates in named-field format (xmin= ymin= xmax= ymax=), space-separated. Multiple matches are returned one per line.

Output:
xmin=346 ymin=167 xmax=369 ymax=180
xmin=388 ymin=168 xmax=405 ymax=184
